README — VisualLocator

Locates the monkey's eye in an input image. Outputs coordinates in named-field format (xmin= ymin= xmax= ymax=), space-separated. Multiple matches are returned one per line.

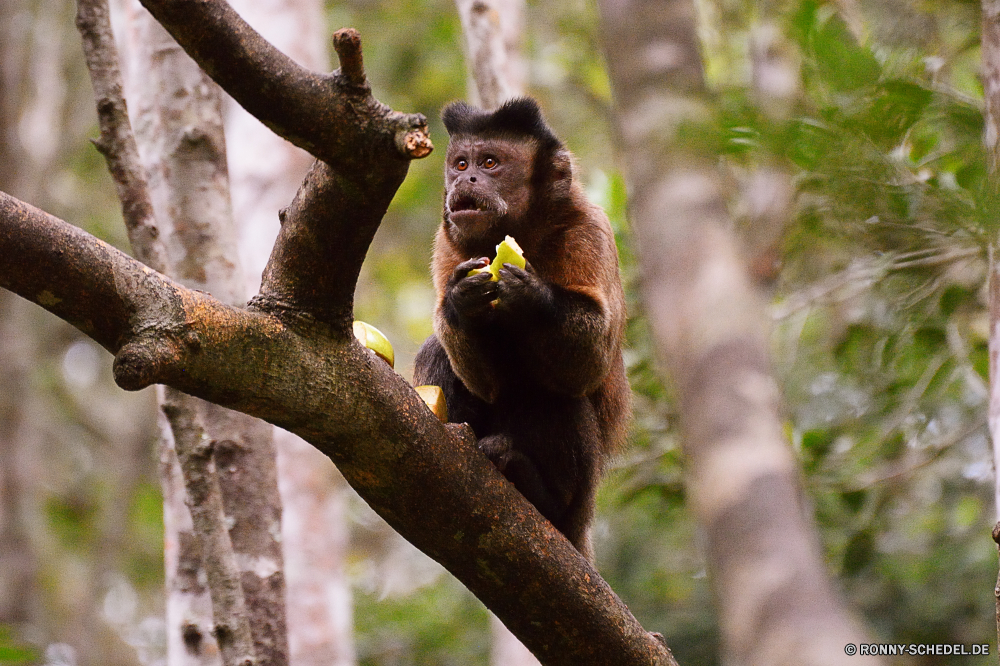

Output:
xmin=483 ymin=157 xmax=498 ymax=169
xmin=456 ymin=159 xmax=469 ymax=171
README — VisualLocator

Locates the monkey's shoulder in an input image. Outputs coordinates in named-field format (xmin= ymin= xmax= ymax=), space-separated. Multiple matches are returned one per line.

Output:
xmin=529 ymin=207 xmax=622 ymax=290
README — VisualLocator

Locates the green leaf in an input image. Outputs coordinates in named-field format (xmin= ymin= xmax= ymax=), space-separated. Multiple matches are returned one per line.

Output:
xmin=0 ymin=627 xmax=37 ymax=664
xmin=970 ymin=342 xmax=988 ymax=382
xmin=939 ymin=285 xmax=974 ymax=317
xmin=851 ymin=80 xmax=934 ymax=149
xmin=811 ymin=15 xmax=880 ymax=92
xmin=834 ymin=324 xmax=883 ymax=372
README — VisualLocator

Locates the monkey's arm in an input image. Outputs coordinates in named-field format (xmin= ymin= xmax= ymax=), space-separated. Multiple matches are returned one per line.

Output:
xmin=433 ymin=257 xmax=505 ymax=403
xmin=496 ymin=226 xmax=625 ymax=397
xmin=497 ymin=272 xmax=620 ymax=395
xmin=413 ymin=333 xmax=492 ymax=432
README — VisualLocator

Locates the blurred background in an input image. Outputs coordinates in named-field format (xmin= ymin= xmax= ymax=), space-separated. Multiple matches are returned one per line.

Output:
xmin=0 ymin=0 xmax=997 ymax=664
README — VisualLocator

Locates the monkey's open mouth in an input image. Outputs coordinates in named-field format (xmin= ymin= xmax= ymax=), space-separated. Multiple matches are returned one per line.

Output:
xmin=449 ymin=194 xmax=494 ymax=216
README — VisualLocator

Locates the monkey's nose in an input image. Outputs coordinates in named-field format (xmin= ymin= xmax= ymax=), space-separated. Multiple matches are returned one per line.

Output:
xmin=469 ymin=176 xmax=477 ymax=183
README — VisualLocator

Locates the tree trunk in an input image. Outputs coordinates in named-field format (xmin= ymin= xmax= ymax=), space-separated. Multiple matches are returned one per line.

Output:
xmin=597 ymin=0 xmax=881 ymax=664
xmin=112 ymin=1 xmax=289 ymax=662
xmin=0 ymin=291 xmax=39 ymax=637
xmin=455 ymin=0 xmax=526 ymax=110
xmin=452 ymin=4 xmax=542 ymax=664
xmin=0 ymin=0 xmax=39 ymax=631
xmin=3 ymin=1 xmax=152 ymax=663
xmin=979 ymin=0 xmax=1000 ymax=651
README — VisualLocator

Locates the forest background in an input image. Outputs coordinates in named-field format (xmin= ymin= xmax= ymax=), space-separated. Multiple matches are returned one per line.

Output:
xmin=0 ymin=0 xmax=996 ymax=664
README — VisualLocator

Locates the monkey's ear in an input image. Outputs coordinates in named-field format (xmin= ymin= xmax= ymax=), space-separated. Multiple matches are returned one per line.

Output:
xmin=548 ymin=148 xmax=574 ymax=199
xmin=551 ymin=148 xmax=572 ymax=180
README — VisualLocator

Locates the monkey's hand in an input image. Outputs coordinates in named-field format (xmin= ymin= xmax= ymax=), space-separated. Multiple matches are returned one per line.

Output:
xmin=444 ymin=257 xmax=499 ymax=324
xmin=495 ymin=262 xmax=556 ymax=318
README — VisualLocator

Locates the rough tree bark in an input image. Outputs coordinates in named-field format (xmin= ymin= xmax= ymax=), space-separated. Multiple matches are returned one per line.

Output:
xmin=0 ymin=1 xmax=673 ymax=663
xmin=597 ymin=0 xmax=881 ymax=664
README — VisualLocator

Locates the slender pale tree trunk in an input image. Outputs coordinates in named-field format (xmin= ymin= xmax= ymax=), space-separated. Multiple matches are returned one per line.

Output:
xmin=0 ymin=292 xmax=39 ymax=640
xmin=983 ymin=0 xmax=1000 ymax=507
xmin=3 ymin=2 xmax=151 ymax=662
xmin=0 ymin=0 xmax=38 ymax=633
xmin=10 ymin=0 xmax=69 ymax=204
xmin=117 ymin=9 xmax=232 ymax=663
xmin=111 ymin=1 xmax=289 ymax=663
xmin=453 ymin=3 xmax=539 ymax=664
xmin=598 ymin=0 xmax=881 ymax=663
xmin=455 ymin=0 xmax=526 ymax=110
xmin=739 ymin=17 xmax=797 ymax=286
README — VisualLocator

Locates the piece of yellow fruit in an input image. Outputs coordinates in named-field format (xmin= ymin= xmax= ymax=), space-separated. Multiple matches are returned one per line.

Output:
xmin=491 ymin=235 xmax=526 ymax=276
xmin=467 ymin=235 xmax=526 ymax=281
xmin=414 ymin=385 xmax=448 ymax=422
xmin=353 ymin=320 xmax=394 ymax=368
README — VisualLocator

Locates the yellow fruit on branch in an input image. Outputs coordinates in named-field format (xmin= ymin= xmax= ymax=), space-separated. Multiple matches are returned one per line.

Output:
xmin=414 ymin=385 xmax=448 ymax=422
xmin=353 ymin=320 xmax=394 ymax=368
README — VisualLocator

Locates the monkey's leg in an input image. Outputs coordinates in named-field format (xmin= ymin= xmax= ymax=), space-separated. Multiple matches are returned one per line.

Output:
xmin=478 ymin=433 xmax=569 ymax=529
xmin=501 ymin=395 xmax=602 ymax=559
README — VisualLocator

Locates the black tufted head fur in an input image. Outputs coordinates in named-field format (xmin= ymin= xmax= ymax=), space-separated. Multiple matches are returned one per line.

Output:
xmin=442 ymin=97 xmax=563 ymax=156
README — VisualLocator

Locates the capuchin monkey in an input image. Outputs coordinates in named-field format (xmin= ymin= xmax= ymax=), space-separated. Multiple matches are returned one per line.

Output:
xmin=413 ymin=97 xmax=629 ymax=560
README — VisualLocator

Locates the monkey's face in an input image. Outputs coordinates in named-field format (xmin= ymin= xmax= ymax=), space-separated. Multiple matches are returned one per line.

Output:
xmin=443 ymin=137 xmax=535 ymax=245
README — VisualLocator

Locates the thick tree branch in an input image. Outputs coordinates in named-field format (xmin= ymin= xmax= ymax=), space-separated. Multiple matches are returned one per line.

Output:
xmin=0 ymin=193 xmax=167 ymax=354
xmin=250 ymin=158 xmax=396 ymax=331
xmin=126 ymin=1 xmax=432 ymax=333
xmin=124 ymin=17 xmax=432 ymax=331
xmin=0 ymin=194 xmax=667 ymax=663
